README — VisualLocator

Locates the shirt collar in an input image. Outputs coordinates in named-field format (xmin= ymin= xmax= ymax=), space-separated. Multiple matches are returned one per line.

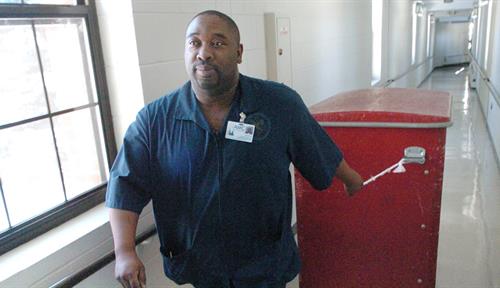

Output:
xmin=174 ymin=74 xmax=261 ymax=124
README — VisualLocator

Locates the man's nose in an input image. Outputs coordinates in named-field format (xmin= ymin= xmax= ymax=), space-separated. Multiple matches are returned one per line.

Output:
xmin=196 ymin=44 xmax=213 ymax=61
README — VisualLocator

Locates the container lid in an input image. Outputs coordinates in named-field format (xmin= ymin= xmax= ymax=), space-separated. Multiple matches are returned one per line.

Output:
xmin=309 ymin=88 xmax=452 ymax=127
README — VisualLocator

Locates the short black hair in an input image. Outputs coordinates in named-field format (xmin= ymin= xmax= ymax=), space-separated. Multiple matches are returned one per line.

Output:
xmin=188 ymin=10 xmax=240 ymax=44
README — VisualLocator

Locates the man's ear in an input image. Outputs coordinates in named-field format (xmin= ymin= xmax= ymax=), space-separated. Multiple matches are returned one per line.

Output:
xmin=237 ymin=43 xmax=243 ymax=64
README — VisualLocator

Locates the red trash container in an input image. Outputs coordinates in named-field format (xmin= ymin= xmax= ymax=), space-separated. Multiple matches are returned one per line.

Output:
xmin=295 ymin=88 xmax=452 ymax=288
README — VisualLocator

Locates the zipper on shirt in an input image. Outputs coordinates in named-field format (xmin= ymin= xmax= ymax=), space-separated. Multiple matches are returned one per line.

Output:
xmin=213 ymin=132 xmax=224 ymax=222
xmin=213 ymin=132 xmax=228 ymax=271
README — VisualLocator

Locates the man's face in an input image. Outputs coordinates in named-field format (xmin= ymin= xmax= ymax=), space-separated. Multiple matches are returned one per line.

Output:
xmin=184 ymin=14 xmax=243 ymax=95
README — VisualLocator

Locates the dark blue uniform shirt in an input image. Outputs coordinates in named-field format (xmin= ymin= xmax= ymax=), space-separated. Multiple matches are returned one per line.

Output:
xmin=106 ymin=74 xmax=343 ymax=287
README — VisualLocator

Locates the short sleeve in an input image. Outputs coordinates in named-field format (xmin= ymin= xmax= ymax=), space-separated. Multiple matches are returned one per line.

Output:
xmin=287 ymin=93 xmax=343 ymax=190
xmin=105 ymin=109 xmax=152 ymax=214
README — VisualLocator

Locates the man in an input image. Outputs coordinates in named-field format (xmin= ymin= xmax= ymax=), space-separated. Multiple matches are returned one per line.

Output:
xmin=106 ymin=10 xmax=363 ymax=288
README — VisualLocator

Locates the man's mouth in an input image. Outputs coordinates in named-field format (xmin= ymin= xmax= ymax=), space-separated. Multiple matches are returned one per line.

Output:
xmin=195 ymin=64 xmax=215 ymax=71
xmin=194 ymin=63 xmax=218 ymax=78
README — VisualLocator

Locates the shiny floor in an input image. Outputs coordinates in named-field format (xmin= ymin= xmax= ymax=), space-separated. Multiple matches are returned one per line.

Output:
xmin=426 ymin=66 xmax=500 ymax=288
xmin=79 ymin=66 xmax=500 ymax=287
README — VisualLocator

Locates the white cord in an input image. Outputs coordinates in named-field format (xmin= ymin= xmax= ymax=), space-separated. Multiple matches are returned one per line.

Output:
xmin=363 ymin=159 xmax=404 ymax=186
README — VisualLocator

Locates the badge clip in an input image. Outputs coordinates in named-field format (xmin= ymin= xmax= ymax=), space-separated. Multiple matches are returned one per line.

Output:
xmin=239 ymin=112 xmax=246 ymax=123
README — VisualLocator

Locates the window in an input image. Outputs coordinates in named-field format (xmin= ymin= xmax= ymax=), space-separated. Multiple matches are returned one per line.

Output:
xmin=0 ymin=0 xmax=116 ymax=255
xmin=371 ymin=0 xmax=383 ymax=85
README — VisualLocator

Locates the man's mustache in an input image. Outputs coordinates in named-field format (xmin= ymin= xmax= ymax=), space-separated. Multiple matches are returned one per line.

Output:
xmin=193 ymin=61 xmax=219 ymax=72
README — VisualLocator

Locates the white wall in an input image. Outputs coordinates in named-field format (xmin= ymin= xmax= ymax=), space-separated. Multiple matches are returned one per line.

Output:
xmin=474 ymin=3 xmax=490 ymax=111
xmin=95 ymin=0 xmax=145 ymax=147
xmin=264 ymin=1 xmax=372 ymax=105
xmin=415 ymin=9 xmax=431 ymax=85
xmin=386 ymin=0 xmax=411 ymax=86
xmin=487 ymin=96 xmax=500 ymax=164
xmin=470 ymin=0 xmax=500 ymax=164
xmin=477 ymin=2 xmax=490 ymax=68
xmin=434 ymin=22 xmax=469 ymax=67
xmin=131 ymin=0 xmax=372 ymax=106
xmin=385 ymin=1 xmax=433 ymax=88
xmin=485 ymin=0 xmax=500 ymax=163
xmin=472 ymin=2 xmax=493 ymax=117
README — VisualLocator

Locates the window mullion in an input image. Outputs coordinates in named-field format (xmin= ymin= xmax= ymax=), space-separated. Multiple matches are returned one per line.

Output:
xmin=0 ymin=177 xmax=13 ymax=229
xmin=0 ymin=102 xmax=99 ymax=130
xmin=31 ymin=20 xmax=68 ymax=202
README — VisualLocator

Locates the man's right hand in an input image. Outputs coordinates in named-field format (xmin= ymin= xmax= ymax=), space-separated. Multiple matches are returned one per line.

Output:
xmin=115 ymin=251 xmax=147 ymax=288
xmin=109 ymin=209 xmax=145 ymax=287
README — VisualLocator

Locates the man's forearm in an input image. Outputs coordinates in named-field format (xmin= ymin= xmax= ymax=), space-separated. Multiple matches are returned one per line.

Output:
xmin=335 ymin=159 xmax=364 ymax=195
xmin=109 ymin=208 xmax=140 ymax=255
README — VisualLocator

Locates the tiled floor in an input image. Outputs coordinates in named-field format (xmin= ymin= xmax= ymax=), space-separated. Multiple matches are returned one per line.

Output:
xmin=80 ymin=66 xmax=500 ymax=287
xmin=426 ymin=66 xmax=500 ymax=288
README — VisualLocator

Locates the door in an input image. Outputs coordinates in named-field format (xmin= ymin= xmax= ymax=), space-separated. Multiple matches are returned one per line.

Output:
xmin=276 ymin=17 xmax=293 ymax=87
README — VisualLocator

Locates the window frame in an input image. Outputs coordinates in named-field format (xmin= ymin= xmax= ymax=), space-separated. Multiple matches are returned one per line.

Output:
xmin=0 ymin=0 xmax=116 ymax=255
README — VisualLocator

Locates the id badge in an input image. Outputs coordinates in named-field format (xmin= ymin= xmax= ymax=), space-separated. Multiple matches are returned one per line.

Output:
xmin=225 ymin=121 xmax=255 ymax=143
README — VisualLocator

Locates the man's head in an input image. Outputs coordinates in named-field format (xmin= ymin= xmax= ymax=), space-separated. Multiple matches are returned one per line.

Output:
xmin=184 ymin=10 xmax=243 ymax=97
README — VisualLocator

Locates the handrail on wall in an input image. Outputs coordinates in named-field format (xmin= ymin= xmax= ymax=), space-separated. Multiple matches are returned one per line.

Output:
xmin=48 ymin=227 xmax=157 ymax=288
xmin=468 ymin=51 xmax=500 ymax=108
xmin=382 ymin=56 xmax=434 ymax=88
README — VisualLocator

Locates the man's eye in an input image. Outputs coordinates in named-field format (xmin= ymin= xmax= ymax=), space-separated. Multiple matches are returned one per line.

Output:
xmin=213 ymin=41 xmax=224 ymax=47
xmin=188 ymin=40 xmax=199 ymax=47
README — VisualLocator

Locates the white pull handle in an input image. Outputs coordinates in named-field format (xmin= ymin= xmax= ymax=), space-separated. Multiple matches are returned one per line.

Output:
xmin=363 ymin=146 xmax=426 ymax=186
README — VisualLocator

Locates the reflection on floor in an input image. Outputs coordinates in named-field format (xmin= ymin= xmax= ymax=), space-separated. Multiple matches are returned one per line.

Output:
xmin=79 ymin=66 xmax=500 ymax=287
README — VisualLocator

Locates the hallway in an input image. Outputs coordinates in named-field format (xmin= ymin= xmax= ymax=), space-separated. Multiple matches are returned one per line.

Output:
xmin=79 ymin=66 xmax=500 ymax=288
xmin=424 ymin=66 xmax=500 ymax=288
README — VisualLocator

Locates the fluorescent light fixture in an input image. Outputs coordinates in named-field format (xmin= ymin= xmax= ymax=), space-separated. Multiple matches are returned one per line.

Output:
xmin=479 ymin=0 xmax=489 ymax=7
xmin=455 ymin=67 xmax=465 ymax=75
xmin=415 ymin=1 xmax=424 ymax=17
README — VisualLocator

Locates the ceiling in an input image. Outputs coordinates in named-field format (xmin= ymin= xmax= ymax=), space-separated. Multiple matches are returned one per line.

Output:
xmin=422 ymin=0 xmax=476 ymax=12
xmin=421 ymin=0 xmax=477 ymax=23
